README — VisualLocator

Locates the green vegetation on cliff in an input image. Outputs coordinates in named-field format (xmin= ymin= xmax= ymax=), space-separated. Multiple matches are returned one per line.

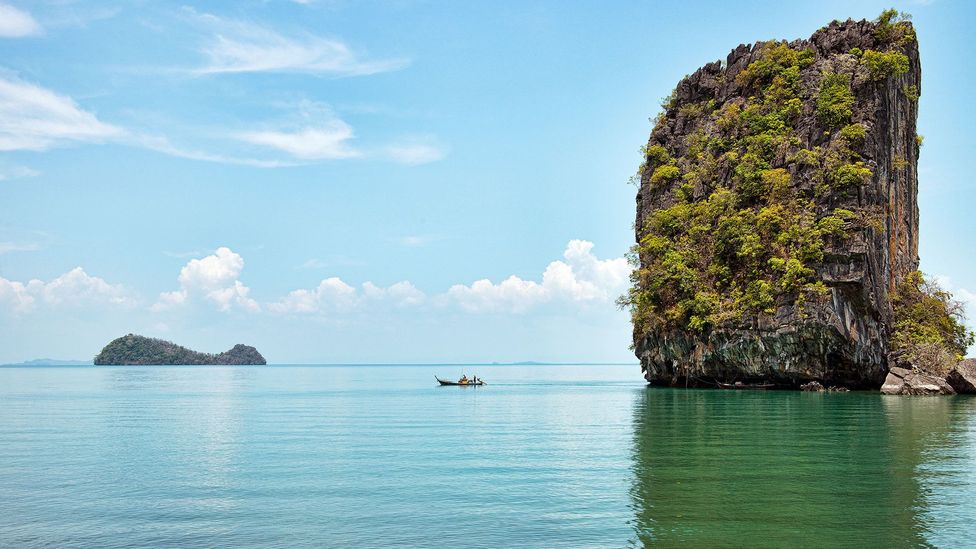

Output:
xmin=622 ymin=10 xmax=921 ymax=344
xmin=93 ymin=334 xmax=267 ymax=365
xmin=624 ymin=42 xmax=857 ymax=336
xmin=891 ymin=272 xmax=973 ymax=375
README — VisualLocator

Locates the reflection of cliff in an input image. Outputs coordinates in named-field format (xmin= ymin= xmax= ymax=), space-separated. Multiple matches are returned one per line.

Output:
xmin=881 ymin=396 xmax=976 ymax=545
xmin=628 ymin=389 xmax=968 ymax=546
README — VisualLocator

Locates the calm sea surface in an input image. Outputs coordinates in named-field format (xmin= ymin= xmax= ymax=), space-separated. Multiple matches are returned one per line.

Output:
xmin=1 ymin=364 xmax=975 ymax=547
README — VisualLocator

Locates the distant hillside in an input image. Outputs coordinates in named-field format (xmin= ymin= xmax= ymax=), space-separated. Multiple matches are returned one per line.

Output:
xmin=93 ymin=334 xmax=267 ymax=365
xmin=3 ymin=359 xmax=92 ymax=366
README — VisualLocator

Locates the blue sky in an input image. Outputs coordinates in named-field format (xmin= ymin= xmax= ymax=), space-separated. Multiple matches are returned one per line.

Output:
xmin=0 ymin=0 xmax=973 ymax=364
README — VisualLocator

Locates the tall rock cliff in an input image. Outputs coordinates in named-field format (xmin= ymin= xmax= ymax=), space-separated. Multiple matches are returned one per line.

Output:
xmin=628 ymin=13 xmax=920 ymax=388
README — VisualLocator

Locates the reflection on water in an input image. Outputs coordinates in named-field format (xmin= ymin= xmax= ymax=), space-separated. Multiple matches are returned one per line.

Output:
xmin=3 ymin=366 xmax=976 ymax=547
xmin=0 ymin=365 xmax=642 ymax=548
xmin=630 ymin=388 xmax=976 ymax=547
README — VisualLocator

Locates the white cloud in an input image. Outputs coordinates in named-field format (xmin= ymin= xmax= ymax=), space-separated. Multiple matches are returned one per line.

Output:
xmin=0 ymin=3 xmax=40 ymax=37
xmin=39 ymin=267 xmax=135 ymax=307
xmin=0 ymin=75 xmax=124 ymax=151
xmin=231 ymin=101 xmax=362 ymax=162
xmin=271 ymin=277 xmax=357 ymax=313
xmin=0 ymin=76 xmax=299 ymax=167
xmin=271 ymin=278 xmax=425 ymax=313
xmin=363 ymin=280 xmax=426 ymax=307
xmin=934 ymin=271 xmax=976 ymax=312
xmin=150 ymin=290 xmax=186 ymax=312
xmin=394 ymin=235 xmax=442 ymax=248
xmin=297 ymin=255 xmax=365 ymax=269
xmin=135 ymin=133 xmax=298 ymax=168
xmin=0 ymin=267 xmax=135 ymax=313
xmin=2 ymin=240 xmax=626 ymax=320
xmin=385 ymin=138 xmax=447 ymax=165
xmin=0 ymin=163 xmax=38 ymax=180
xmin=446 ymin=240 xmax=630 ymax=313
xmin=178 ymin=246 xmax=244 ymax=289
xmin=162 ymin=249 xmax=206 ymax=259
xmin=546 ymin=239 xmax=630 ymax=301
xmin=190 ymin=11 xmax=408 ymax=76
xmin=447 ymin=276 xmax=548 ymax=313
xmin=388 ymin=144 xmax=445 ymax=165
xmin=0 ymin=241 xmax=39 ymax=254
xmin=0 ymin=277 xmax=33 ymax=312
xmin=299 ymin=258 xmax=327 ymax=270
xmin=153 ymin=247 xmax=259 ymax=312
xmin=237 ymin=123 xmax=359 ymax=160
xmin=273 ymin=240 xmax=627 ymax=316
xmin=0 ymin=72 xmax=437 ymax=169
xmin=207 ymin=280 xmax=261 ymax=312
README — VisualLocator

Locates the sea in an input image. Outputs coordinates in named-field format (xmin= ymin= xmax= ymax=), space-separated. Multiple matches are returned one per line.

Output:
xmin=1 ymin=364 xmax=975 ymax=547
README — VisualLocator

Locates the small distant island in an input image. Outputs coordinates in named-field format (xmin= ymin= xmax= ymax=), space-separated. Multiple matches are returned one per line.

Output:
xmin=93 ymin=334 xmax=267 ymax=365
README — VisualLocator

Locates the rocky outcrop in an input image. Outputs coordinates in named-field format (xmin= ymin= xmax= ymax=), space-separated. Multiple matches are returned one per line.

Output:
xmin=945 ymin=359 xmax=976 ymax=394
xmin=880 ymin=366 xmax=955 ymax=395
xmin=631 ymin=14 xmax=921 ymax=388
xmin=93 ymin=334 xmax=267 ymax=365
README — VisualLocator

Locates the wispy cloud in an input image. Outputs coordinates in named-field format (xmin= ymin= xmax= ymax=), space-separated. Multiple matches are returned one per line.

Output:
xmin=163 ymin=249 xmax=207 ymax=259
xmin=0 ymin=3 xmax=41 ymax=38
xmin=385 ymin=136 xmax=448 ymax=165
xmin=393 ymin=235 xmax=443 ymax=248
xmin=237 ymin=124 xmax=360 ymax=160
xmin=0 ymin=60 xmax=439 ymax=168
xmin=0 ymin=73 xmax=291 ymax=166
xmin=232 ymin=100 xmax=363 ymax=161
xmin=0 ymin=241 xmax=39 ymax=254
xmin=0 ymin=76 xmax=394 ymax=167
xmin=298 ymin=255 xmax=366 ymax=269
xmin=0 ymin=74 xmax=124 ymax=151
xmin=41 ymin=5 xmax=122 ymax=30
xmin=0 ymin=163 xmax=39 ymax=181
xmin=188 ymin=10 xmax=409 ymax=76
xmin=299 ymin=258 xmax=329 ymax=270
xmin=134 ymin=133 xmax=299 ymax=168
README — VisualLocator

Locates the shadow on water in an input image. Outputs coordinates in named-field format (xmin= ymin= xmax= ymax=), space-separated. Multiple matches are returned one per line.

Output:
xmin=629 ymin=388 xmax=976 ymax=547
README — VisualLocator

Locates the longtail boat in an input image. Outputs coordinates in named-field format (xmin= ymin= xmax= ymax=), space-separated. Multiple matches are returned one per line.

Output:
xmin=436 ymin=376 xmax=485 ymax=386
xmin=717 ymin=381 xmax=775 ymax=390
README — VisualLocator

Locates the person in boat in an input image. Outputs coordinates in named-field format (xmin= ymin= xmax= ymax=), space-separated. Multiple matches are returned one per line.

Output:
xmin=459 ymin=374 xmax=468 ymax=384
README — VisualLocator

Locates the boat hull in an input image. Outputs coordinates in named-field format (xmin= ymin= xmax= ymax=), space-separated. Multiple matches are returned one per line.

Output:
xmin=436 ymin=377 xmax=485 ymax=386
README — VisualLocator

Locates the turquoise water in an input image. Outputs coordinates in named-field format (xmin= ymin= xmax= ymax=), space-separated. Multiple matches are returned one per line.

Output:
xmin=1 ymin=365 xmax=975 ymax=547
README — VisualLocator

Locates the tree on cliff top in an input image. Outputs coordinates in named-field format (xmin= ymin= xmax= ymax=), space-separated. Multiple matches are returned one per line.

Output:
xmin=891 ymin=272 xmax=973 ymax=375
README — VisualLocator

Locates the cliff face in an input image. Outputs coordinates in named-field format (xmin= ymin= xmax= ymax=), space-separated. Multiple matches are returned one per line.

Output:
xmin=630 ymin=15 xmax=920 ymax=387
xmin=93 ymin=334 xmax=267 ymax=365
